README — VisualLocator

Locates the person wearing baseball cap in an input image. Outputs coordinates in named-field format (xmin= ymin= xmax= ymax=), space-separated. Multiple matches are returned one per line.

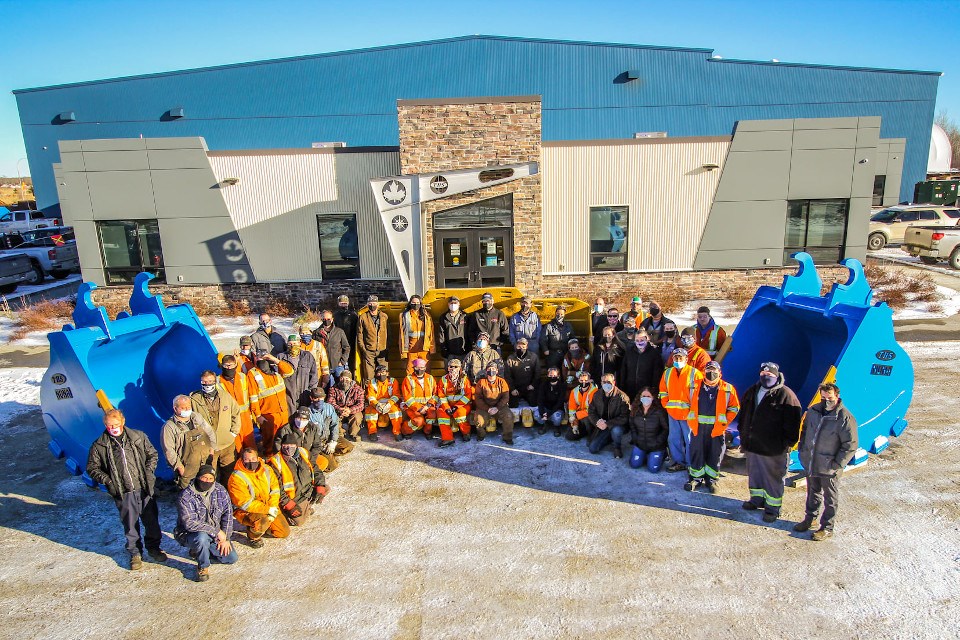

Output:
xmin=333 ymin=295 xmax=359 ymax=376
xmin=620 ymin=296 xmax=646 ymax=328
xmin=363 ymin=364 xmax=405 ymax=441
xmin=438 ymin=295 xmax=469 ymax=364
xmin=737 ymin=362 xmax=803 ymax=523
xmin=658 ymin=347 xmax=703 ymax=473
xmin=683 ymin=361 xmax=740 ymax=493
xmin=357 ymin=294 xmax=389 ymax=384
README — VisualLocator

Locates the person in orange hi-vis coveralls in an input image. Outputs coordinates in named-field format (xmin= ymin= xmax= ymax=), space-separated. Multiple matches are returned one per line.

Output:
xmin=437 ymin=359 xmax=473 ymax=447
xmin=247 ymin=351 xmax=294 ymax=456
xmin=218 ymin=354 xmax=255 ymax=452
xmin=363 ymin=364 xmax=405 ymax=441
xmin=227 ymin=447 xmax=290 ymax=547
xmin=684 ymin=360 xmax=740 ymax=494
xmin=401 ymin=358 xmax=439 ymax=439
xmin=566 ymin=370 xmax=598 ymax=441
xmin=659 ymin=347 xmax=704 ymax=473
xmin=399 ymin=294 xmax=436 ymax=375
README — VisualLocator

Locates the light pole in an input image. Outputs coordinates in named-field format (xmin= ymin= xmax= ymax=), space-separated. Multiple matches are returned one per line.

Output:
xmin=16 ymin=157 xmax=29 ymax=209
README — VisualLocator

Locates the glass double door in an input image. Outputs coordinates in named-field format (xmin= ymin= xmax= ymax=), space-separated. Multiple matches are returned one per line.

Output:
xmin=435 ymin=228 xmax=513 ymax=288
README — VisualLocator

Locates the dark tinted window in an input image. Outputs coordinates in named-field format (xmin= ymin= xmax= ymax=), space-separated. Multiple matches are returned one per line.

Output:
xmin=898 ymin=211 xmax=920 ymax=222
xmin=918 ymin=210 xmax=938 ymax=221
xmin=96 ymin=220 xmax=165 ymax=284
xmin=944 ymin=209 xmax=960 ymax=219
xmin=783 ymin=199 xmax=849 ymax=265
xmin=316 ymin=212 xmax=360 ymax=280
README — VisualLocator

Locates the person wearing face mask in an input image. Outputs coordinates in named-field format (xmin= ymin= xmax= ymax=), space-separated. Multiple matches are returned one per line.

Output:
xmin=300 ymin=389 xmax=353 ymax=470
xmin=540 ymin=305 xmax=576 ymax=370
xmin=247 ymin=351 xmax=295 ymax=456
xmin=658 ymin=348 xmax=703 ymax=473
xmin=275 ymin=407 xmax=325 ymax=469
xmin=619 ymin=296 xmax=646 ymax=329
xmin=679 ymin=327 xmax=711 ymax=373
xmin=618 ymin=328 xmax=663 ymax=401
xmin=659 ymin=322 xmax=680 ymax=365
xmin=279 ymin=334 xmax=320 ymax=414
xmin=566 ymin=370 xmax=598 ymax=441
xmin=640 ymin=301 xmax=674 ymax=346
xmin=562 ymin=338 xmax=590 ymax=389
xmin=438 ymin=295 xmax=469 ymax=364
xmin=235 ymin=335 xmax=256 ymax=374
xmin=684 ymin=361 xmax=740 ymax=493
xmin=297 ymin=324 xmax=331 ymax=389
xmin=690 ymin=306 xmax=727 ymax=360
xmin=399 ymin=294 xmax=435 ymax=375
xmin=587 ymin=373 xmax=631 ymax=457
xmin=473 ymin=363 xmax=515 ymax=445
xmin=401 ymin=358 xmax=440 ymax=438
xmin=464 ymin=332 xmax=504 ymax=384
xmin=357 ymin=294 xmax=390 ymax=384
xmin=227 ymin=447 xmax=290 ymax=548
xmin=588 ymin=297 xmax=607 ymax=347
xmin=218 ymin=355 xmax=255 ymax=453
xmin=505 ymin=337 xmax=541 ymax=428
xmin=536 ymin=366 xmax=567 ymax=436
xmin=592 ymin=305 xmax=623 ymax=348
xmin=510 ymin=295 xmax=542 ymax=355
xmin=314 ymin=310 xmax=351 ymax=385
xmin=189 ymin=370 xmax=242 ymax=487
xmin=591 ymin=327 xmax=624 ymax=384
xmin=86 ymin=409 xmax=166 ymax=571
xmin=364 ymin=364 xmax=406 ymax=441
xmin=795 ymin=383 xmax=858 ymax=541
xmin=737 ymin=362 xmax=803 ymax=523
xmin=268 ymin=434 xmax=329 ymax=527
xmin=333 ymin=295 xmax=359 ymax=374
xmin=626 ymin=388 xmax=669 ymax=472
xmin=161 ymin=394 xmax=217 ymax=489
xmin=616 ymin=316 xmax=638 ymax=345
xmin=174 ymin=464 xmax=238 ymax=582
xmin=328 ymin=370 xmax=365 ymax=441
xmin=468 ymin=292 xmax=510 ymax=352
xmin=437 ymin=359 xmax=474 ymax=447
xmin=249 ymin=312 xmax=286 ymax=358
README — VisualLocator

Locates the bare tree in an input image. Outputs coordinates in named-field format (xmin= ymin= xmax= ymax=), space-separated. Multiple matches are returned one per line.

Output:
xmin=935 ymin=110 xmax=960 ymax=169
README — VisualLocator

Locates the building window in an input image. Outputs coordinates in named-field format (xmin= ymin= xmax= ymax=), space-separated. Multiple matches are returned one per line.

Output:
xmin=589 ymin=205 xmax=628 ymax=272
xmin=96 ymin=220 xmax=165 ymax=284
xmin=872 ymin=175 xmax=886 ymax=207
xmin=317 ymin=212 xmax=360 ymax=279
xmin=784 ymin=199 xmax=849 ymax=264
xmin=434 ymin=194 xmax=513 ymax=229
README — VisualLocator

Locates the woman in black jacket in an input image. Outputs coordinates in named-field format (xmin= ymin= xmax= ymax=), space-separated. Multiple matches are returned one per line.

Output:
xmin=625 ymin=387 xmax=669 ymax=472
xmin=591 ymin=326 xmax=624 ymax=383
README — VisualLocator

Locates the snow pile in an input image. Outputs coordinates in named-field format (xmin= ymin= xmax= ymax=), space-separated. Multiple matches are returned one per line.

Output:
xmin=0 ymin=367 xmax=43 ymax=427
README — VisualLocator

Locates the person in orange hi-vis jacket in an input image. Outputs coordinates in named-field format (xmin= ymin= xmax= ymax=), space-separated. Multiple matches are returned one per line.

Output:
xmin=658 ymin=347 xmax=704 ymax=473
xmin=227 ymin=447 xmax=290 ymax=548
xmin=679 ymin=327 xmax=711 ymax=373
xmin=363 ymin=364 xmax=405 ymax=441
xmin=566 ymin=370 xmax=598 ymax=441
xmin=218 ymin=354 xmax=255 ymax=452
xmin=401 ymin=358 xmax=439 ymax=438
xmin=399 ymin=294 xmax=436 ymax=375
xmin=246 ymin=350 xmax=294 ymax=456
xmin=436 ymin=359 xmax=473 ymax=448
xmin=684 ymin=360 xmax=740 ymax=494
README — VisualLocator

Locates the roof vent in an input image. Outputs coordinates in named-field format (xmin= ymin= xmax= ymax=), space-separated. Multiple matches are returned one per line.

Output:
xmin=58 ymin=111 xmax=76 ymax=123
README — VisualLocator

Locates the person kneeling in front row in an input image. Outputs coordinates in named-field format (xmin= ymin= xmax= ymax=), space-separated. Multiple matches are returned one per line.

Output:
xmin=227 ymin=447 xmax=290 ymax=548
xmin=625 ymin=388 xmax=669 ymax=472
xmin=175 ymin=464 xmax=238 ymax=582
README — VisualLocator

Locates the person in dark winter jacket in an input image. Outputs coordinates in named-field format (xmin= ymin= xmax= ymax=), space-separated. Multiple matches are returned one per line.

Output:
xmin=314 ymin=310 xmax=351 ymax=383
xmin=591 ymin=326 xmax=624 ymax=385
xmin=624 ymin=387 xmax=669 ymax=472
xmin=794 ymin=383 xmax=859 ymax=540
xmin=274 ymin=407 xmax=325 ymax=467
xmin=86 ymin=409 xmax=167 ymax=571
xmin=536 ymin=367 xmax=567 ymax=436
xmin=540 ymin=305 xmax=576 ymax=370
xmin=333 ymin=295 xmax=359 ymax=374
xmin=279 ymin=334 xmax=319 ymax=414
xmin=737 ymin=362 xmax=803 ymax=523
xmin=174 ymin=464 xmax=237 ymax=582
xmin=438 ymin=295 xmax=470 ymax=362
xmin=587 ymin=373 xmax=631 ymax=456
xmin=467 ymin=292 xmax=510 ymax=351
xmin=505 ymin=337 xmax=540 ymax=409
xmin=618 ymin=328 xmax=663 ymax=400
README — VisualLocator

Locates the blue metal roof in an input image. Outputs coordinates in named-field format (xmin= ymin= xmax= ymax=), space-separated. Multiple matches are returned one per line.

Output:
xmin=16 ymin=35 xmax=939 ymax=207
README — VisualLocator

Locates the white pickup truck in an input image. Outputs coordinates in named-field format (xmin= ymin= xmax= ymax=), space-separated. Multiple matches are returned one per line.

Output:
xmin=0 ymin=226 xmax=80 ymax=284
xmin=902 ymin=223 xmax=960 ymax=269
xmin=0 ymin=209 xmax=61 ymax=234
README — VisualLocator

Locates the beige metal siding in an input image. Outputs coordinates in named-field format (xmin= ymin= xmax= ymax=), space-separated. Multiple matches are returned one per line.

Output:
xmin=542 ymin=140 xmax=730 ymax=273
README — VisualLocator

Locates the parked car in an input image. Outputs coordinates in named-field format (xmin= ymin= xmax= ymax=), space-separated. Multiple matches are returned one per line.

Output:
xmin=868 ymin=205 xmax=960 ymax=250
xmin=0 ymin=252 xmax=35 ymax=294
xmin=902 ymin=225 xmax=960 ymax=269
xmin=0 ymin=226 xmax=79 ymax=284
xmin=0 ymin=209 xmax=62 ymax=235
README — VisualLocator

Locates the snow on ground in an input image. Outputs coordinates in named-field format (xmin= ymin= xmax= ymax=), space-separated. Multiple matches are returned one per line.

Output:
xmin=0 ymin=367 xmax=42 ymax=428
xmin=0 ymin=273 xmax=82 ymax=303
xmin=871 ymin=246 xmax=960 ymax=277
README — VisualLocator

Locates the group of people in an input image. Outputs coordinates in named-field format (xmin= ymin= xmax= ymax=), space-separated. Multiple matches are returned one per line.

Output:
xmin=85 ymin=291 xmax=861 ymax=581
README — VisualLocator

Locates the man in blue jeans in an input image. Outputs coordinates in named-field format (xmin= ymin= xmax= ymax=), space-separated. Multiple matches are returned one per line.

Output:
xmin=587 ymin=373 xmax=631 ymax=457
xmin=175 ymin=464 xmax=239 ymax=582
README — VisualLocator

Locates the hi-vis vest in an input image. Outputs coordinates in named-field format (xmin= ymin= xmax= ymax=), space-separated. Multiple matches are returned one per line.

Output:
xmin=568 ymin=384 xmax=597 ymax=421
xmin=659 ymin=365 xmax=701 ymax=421
xmin=688 ymin=380 xmax=740 ymax=438
xmin=268 ymin=447 xmax=314 ymax=501
xmin=696 ymin=325 xmax=722 ymax=357
xmin=402 ymin=374 xmax=437 ymax=408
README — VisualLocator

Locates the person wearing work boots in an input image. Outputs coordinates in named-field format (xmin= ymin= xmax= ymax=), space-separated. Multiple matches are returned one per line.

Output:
xmin=250 ymin=312 xmax=286 ymax=358
xmin=467 ymin=291 xmax=509 ymax=352
xmin=437 ymin=295 xmax=469 ymax=364
xmin=536 ymin=366 xmax=567 ymax=436
xmin=640 ymin=301 xmax=673 ymax=347
xmin=401 ymin=359 xmax=440 ymax=439
xmin=463 ymin=332 xmax=504 ymax=384
xmin=684 ymin=361 xmax=740 ymax=493
xmin=587 ymin=373 xmax=631 ymax=456
xmin=190 ymin=370 xmax=242 ymax=487
xmin=174 ymin=464 xmax=237 ymax=583
xmin=659 ymin=348 xmax=703 ymax=473
xmin=473 ymin=362 xmax=515 ymax=444
xmin=626 ymin=388 xmax=669 ymax=473
xmin=505 ymin=337 xmax=540 ymax=428
xmin=314 ymin=310 xmax=350 ymax=386
xmin=737 ymin=362 xmax=803 ymax=523
xmin=301 ymin=388 xmax=354 ymax=470
xmin=227 ymin=447 xmax=290 ymax=548
xmin=161 ymin=395 xmax=216 ymax=489
xmin=679 ymin=328 xmax=711 ymax=373
xmin=86 ymin=409 xmax=166 ymax=571
xmin=691 ymin=306 xmax=727 ymax=360
xmin=566 ymin=370 xmax=597 ymax=441
xmin=437 ymin=359 xmax=473 ymax=447
xmin=279 ymin=334 xmax=319 ymax=414
xmin=795 ymin=383 xmax=858 ymax=541
xmin=363 ymin=364 xmax=405 ymax=441
xmin=619 ymin=328 xmax=663 ymax=401
xmin=357 ymin=295 xmax=389 ymax=384
xmin=268 ymin=434 xmax=328 ymax=527
xmin=328 ymin=370 xmax=365 ymax=442
xmin=540 ymin=305 xmax=576 ymax=371
xmin=509 ymin=295 xmax=542 ymax=354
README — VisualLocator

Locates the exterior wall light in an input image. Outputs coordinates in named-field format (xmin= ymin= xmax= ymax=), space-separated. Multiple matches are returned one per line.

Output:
xmin=220 ymin=177 xmax=240 ymax=186
xmin=702 ymin=163 xmax=720 ymax=171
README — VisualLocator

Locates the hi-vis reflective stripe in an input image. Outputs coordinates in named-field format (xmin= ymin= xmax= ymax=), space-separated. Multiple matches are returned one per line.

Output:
xmin=705 ymin=326 xmax=720 ymax=355
xmin=252 ymin=371 xmax=285 ymax=398
xmin=232 ymin=470 xmax=257 ymax=511
xmin=447 ymin=394 xmax=468 ymax=404
xmin=704 ymin=465 xmax=719 ymax=479
xmin=409 ymin=331 xmax=424 ymax=338
xmin=689 ymin=465 xmax=706 ymax=478
xmin=697 ymin=415 xmax=717 ymax=424
xmin=749 ymin=488 xmax=782 ymax=507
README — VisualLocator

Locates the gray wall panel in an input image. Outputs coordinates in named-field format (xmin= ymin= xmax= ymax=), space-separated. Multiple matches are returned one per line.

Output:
xmin=793 ymin=127 xmax=858 ymax=150
xmin=696 ymin=200 xmax=786 ymax=251
xmin=82 ymin=150 xmax=150 ymax=172
xmin=695 ymin=248 xmax=783 ymax=269
xmin=151 ymin=169 xmax=225 ymax=218
xmin=713 ymin=150 xmax=790 ymax=202
xmin=856 ymin=127 xmax=880 ymax=148
xmin=729 ymin=130 xmax=793 ymax=152
xmin=56 ymin=171 xmax=94 ymax=221
xmin=59 ymin=151 xmax=85 ymax=172
xmin=81 ymin=138 xmax=145 ymax=152
xmin=145 ymin=137 xmax=206 ymax=150
xmin=86 ymin=170 xmax=157 ymax=217
xmin=794 ymin=117 xmax=859 ymax=130
xmin=147 ymin=148 xmax=211 ymax=170
xmin=788 ymin=148 xmax=855 ymax=199
xmin=735 ymin=119 xmax=794 ymax=132
xmin=851 ymin=147 xmax=878 ymax=197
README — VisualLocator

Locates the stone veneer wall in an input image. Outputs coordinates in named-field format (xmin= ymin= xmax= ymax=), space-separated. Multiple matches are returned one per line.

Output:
xmin=397 ymin=98 xmax=542 ymax=293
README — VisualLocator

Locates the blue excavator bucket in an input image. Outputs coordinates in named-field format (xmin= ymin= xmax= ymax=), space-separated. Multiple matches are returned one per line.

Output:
xmin=721 ymin=252 xmax=914 ymax=471
xmin=41 ymin=273 xmax=220 ymax=484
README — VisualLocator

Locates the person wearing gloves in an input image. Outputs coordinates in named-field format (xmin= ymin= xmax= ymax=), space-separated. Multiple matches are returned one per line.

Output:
xmin=268 ymin=433 xmax=329 ymax=526
xmin=536 ymin=366 xmax=567 ymax=437
xmin=473 ymin=362 xmax=515 ymax=445
xmin=401 ymin=359 xmax=440 ymax=438
xmin=301 ymin=388 xmax=353 ymax=471
xmin=678 ymin=327 xmax=711 ymax=373
xmin=737 ymin=362 xmax=803 ymax=523
xmin=174 ymin=464 xmax=238 ymax=582
xmin=794 ymin=383 xmax=859 ymax=540
xmin=463 ymin=332 xmax=504 ymax=384
xmin=658 ymin=348 xmax=703 ymax=473
xmin=363 ymin=364 xmax=405 ymax=441
xmin=566 ymin=370 xmax=597 ymax=441
xmin=274 ymin=407 xmax=324 ymax=468
xmin=587 ymin=373 xmax=631 ymax=457
xmin=86 ymin=409 xmax=167 ymax=571
xmin=625 ymin=388 xmax=669 ymax=473
xmin=227 ymin=447 xmax=290 ymax=548
xmin=436 ymin=359 xmax=474 ymax=447
xmin=684 ymin=361 xmax=740 ymax=493
xmin=161 ymin=394 xmax=216 ymax=489
xmin=189 ymin=369 xmax=242 ymax=487
xmin=313 ymin=310 xmax=350 ymax=384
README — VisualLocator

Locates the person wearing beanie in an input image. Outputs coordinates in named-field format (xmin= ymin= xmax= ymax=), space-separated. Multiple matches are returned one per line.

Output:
xmin=401 ymin=358 xmax=440 ymax=438
xmin=436 ymin=359 xmax=474 ymax=447
xmin=399 ymin=294 xmax=435 ymax=374
xmin=174 ymin=463 xmax=237 ymax=582
xmin=684 ymin=361 xmax=740 ymax=493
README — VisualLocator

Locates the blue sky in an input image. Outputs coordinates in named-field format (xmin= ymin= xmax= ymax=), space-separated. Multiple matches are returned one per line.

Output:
xmin=3 ymin=0 xmax=957 ymax=177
